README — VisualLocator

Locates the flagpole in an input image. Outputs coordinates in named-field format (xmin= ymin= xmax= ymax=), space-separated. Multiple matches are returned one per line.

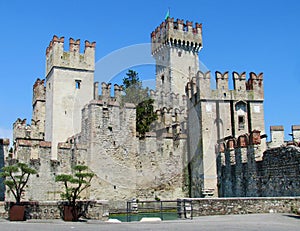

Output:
xmin=165 ymin=7 xmax=171 ymax=20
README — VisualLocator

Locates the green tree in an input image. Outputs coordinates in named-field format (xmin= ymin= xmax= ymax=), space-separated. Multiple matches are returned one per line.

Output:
xmin=55 ymin=165 xmax=94 ymax=221
xmin=122 ymin=70 xmax=148 ymax=105
xmin=0 ymin=162 xmax=37 ymax=204
xmin=122 ymin=70 xmax=157 ymax=137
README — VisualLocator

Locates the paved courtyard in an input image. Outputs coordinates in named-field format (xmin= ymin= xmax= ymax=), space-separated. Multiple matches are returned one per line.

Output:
xmin=0 ymin=213 xmax=299 ymax=231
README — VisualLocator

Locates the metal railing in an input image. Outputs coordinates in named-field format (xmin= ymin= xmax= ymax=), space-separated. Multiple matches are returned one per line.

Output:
xmin=126 ymin=199 xmax=193 ymax=222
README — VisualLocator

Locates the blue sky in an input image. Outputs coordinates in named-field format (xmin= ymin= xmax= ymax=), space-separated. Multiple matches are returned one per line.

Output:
xmin=0 ymin=0 xmax=299 ymax=141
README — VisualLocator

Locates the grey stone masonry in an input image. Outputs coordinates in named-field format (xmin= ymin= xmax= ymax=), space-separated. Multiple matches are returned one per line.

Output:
xmin=0 ymin=139 xmax=10 ymax=201
xmin=178 ymin=197 xmax=300 ymax=217
xmin=217 ymin=132 xmax=300 ymax=197
xmin=0 ymin=200 xmax=109 ymax=220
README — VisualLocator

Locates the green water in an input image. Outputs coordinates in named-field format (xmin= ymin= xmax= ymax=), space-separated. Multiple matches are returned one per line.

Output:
xmin=110 ymin=212 xmax=179 ymax=222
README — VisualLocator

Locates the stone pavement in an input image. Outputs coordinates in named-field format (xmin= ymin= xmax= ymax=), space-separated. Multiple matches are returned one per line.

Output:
xmin=0 ymin=213 xmax=299 ymax=231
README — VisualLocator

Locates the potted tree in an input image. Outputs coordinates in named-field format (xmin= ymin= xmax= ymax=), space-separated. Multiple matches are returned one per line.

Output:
xmin=0 ymin=162 xmax=37 ymax=221
xmin=55 ymin=165 xmax=95 ymax=221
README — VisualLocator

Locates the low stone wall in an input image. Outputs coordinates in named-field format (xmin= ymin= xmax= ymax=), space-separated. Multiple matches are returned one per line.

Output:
xmin=0 ymin=200 xmax=109 ymax=221
xmin=178 ymin=197 xmax=300 ymax=217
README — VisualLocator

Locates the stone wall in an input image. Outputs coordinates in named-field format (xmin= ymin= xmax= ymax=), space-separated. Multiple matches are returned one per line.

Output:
xmin=217 ymin=138 xmax=300 ymax=197
xmin=78 ymin=99 xmax=188 ymax=208
xmin=178 ymin=197 xmax=300 ymax=217
xmin=0 ymin=139 xmax=10 ymax=201
xmin=5 ymin=95 xmax=188 ymax=207
xmin=0 ymin=200 xmax=109 ymax=221
xmin=259 ymin=146 xmax=300 ymax=196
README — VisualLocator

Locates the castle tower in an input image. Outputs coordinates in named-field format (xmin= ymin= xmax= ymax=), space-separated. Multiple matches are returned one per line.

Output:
xmin=151 ymin=18 xmax=202 ymax=98
xmin=32 ymin=78 xmax=46 ymax=137
xmin=187 ymin=71 xmax=266 ymax=197
xmin=45 ymin=36 xmax=95 ymax=159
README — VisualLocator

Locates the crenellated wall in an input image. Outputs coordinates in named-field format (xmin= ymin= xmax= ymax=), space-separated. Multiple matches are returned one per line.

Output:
xmin=267 ymin=125 xmax=300 ymax=148
xmin=6 ymin=76 xmax=189 ymax=208
xmin=3 ymin=139 xmax=89 ymax=202
xmin=75 ymin=92 xmax=188 ymax=209
xmin=151 ymin=18 xmax=202 ymax=55
xmin=45 ymin=35 xmax=95 ymax=75
xmin=13 ymin=118 xmax=44 ymax=143
xmin=186 ymin=71 xmax=264 ymax=102
xmin=217 ymin=130 xmax=300 ymax=197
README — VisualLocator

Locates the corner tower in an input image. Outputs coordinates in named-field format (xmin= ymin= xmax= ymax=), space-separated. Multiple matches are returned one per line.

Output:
xmin=45 ymin=36 xmax=95 ymax=159
xmin=151 ymin=18 xmax=202 ymax=97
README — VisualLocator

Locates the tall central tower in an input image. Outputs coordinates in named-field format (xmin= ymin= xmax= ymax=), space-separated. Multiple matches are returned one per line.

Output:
xmin=151 ymin=18 xmax=202 ymax=97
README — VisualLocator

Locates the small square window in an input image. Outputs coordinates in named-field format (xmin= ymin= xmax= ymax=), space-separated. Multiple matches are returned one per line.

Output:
xmin=238 ymin=116 xmax=245 ymax=130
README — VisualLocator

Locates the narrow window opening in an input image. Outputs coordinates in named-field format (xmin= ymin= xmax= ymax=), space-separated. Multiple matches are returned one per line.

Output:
xmin=178 ymin=51 xmax=182 ymax=57
xmin=161 ymin=75 xmax=165 ymax=85
xmin=75 ymin=80 xmax=81 ymax=89
xmin=238 ymin=116 xmax=245 ymax=130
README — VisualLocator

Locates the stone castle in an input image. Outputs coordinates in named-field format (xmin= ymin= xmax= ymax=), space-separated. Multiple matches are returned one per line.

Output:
xmin=1 ymin=18 xmax=300 ymax=205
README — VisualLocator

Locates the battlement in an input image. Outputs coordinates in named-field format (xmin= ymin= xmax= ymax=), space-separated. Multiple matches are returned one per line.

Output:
xmin=156 ymin=107 xmax=185 ymax=126
xmin=0 ymin=138 xmax=10 ymax=146
xmin=150 ymin=89 xmax=187 ymax=110
xmin=45 ymin=35 xmax=96 ymax=76
xmin=217 ymin=130 xmax=262 ymax=153
xmin=151 ymin=18 xmax=202 ymax=55
xmin=13 ymin=118 xmax=44 ymax=141
xmin=186 ymin=71 xmax=264 ymax=101
xmin=96 ymin=82 xmax=124 ymax=104
xmin=267 ymin=125 xmax=300 ymax=148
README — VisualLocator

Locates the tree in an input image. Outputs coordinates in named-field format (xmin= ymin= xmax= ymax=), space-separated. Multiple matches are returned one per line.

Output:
xmin=55 ymin=165 xmax=95 ymax=221
xmin=122 ymin=70 xmax=148 ymax=105
xmin=122 ymin=70 xmax=157 ymax=137
xmin=0 ymin=162 xmax=37 ymax=204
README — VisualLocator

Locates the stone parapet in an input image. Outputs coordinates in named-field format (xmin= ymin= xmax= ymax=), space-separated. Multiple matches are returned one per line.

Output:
xmin=0 ymin=200 xmax=109 ymax=221
xmin=186 ymin=71 xmax=264 ymax=102
xmin=178 ymin=197 xmax=300 ymax=217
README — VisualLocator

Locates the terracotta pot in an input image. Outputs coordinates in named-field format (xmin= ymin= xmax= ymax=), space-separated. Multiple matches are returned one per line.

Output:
xmin=63 ymin=205 xmax=78 ymax=221
xmin=9 ymin=205 xmax=25 ymax=221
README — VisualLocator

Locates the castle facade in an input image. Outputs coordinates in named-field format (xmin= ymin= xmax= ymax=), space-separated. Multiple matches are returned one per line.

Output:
xmin=1 ymin=18 xmax=300 ymax=205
